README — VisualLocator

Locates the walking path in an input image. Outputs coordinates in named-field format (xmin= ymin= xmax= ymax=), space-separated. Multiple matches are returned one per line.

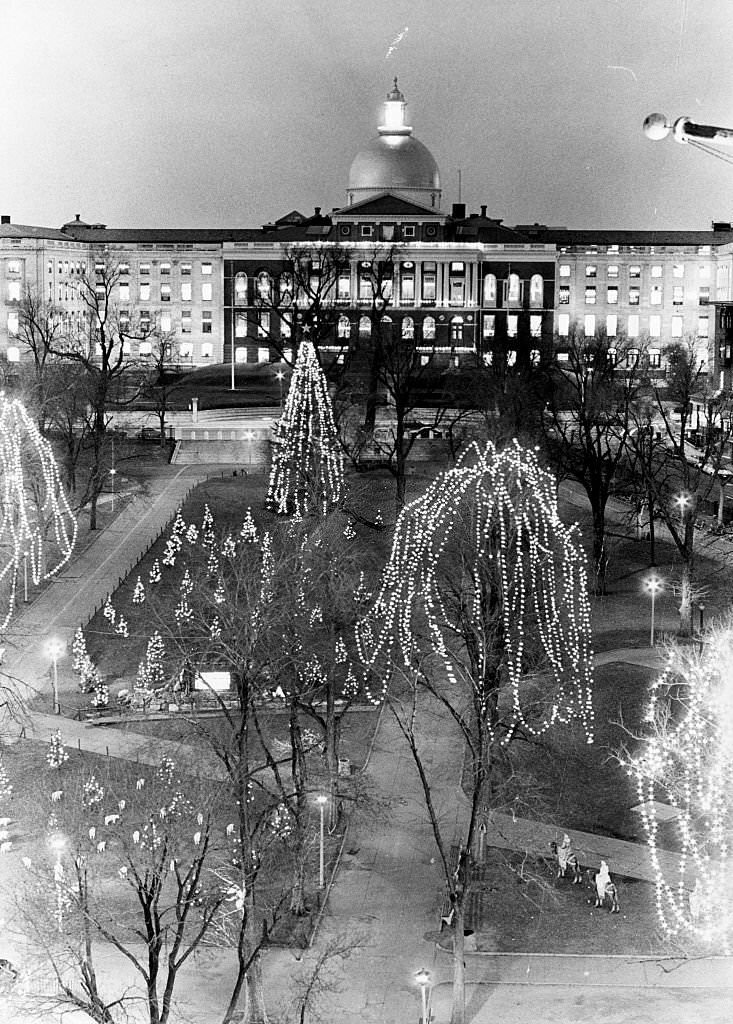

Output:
xmin=3 ymin=465 xmax=732 ymax=1022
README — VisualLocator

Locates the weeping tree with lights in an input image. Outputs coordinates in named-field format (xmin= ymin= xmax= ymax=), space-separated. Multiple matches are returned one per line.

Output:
xmin=0 ymin=395 xmax=76 ymax=637
xmin=267 ymin=335 xmax=345 ymax=517
xmin=623 ymin=614 xmax=733 ymax=954
xmin=359 ymin=439 xmax=595 ymax=1024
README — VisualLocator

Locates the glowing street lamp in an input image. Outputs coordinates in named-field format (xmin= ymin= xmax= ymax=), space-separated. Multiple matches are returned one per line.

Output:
xmin=675 ymin=493 xmax=691 ymax=521
xmin=49 ymin=833 xmax=66 ymax=933
xmin=316 ymin=794 xmax=328 ymax=889
xmin=46 ymin=637 xmax=65 ymax=714
xmin=275 ymin=370 xmax=285 ymax=412
xmin=645 ymin=576 xmax=663 ymax=647
xmin=109 ymin=466 xmax=117 ymax=512
xmin=414 ymin=968 xmax=432 ymax=1024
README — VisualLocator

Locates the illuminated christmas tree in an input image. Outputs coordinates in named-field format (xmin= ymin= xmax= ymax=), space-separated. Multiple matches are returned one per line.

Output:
xmin=266 ymin=337 xmax=344 ymax=517
xmin=0 ymin=395 xmax=77 ymax=628
xmin=627 ymin=615 xmax=733 ymax=951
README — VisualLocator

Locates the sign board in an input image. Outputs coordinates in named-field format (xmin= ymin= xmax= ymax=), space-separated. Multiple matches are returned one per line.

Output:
xmin=194 ymin=671 xmax=231 ymax=693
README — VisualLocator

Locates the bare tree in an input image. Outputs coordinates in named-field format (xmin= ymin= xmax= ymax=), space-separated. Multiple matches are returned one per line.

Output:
xmin=140 ymin=331 xmax=184 ymax=447
xmin=541 ymin=326 xmax=643 ymax=593
xmin=14 ymin=286 xmax=66 ymax=434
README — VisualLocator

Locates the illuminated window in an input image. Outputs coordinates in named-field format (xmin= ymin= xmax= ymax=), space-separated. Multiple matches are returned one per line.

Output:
xmin=402 ymin=316 xmax=414 ymax=340
xmin=117 ymin=262 xmax=128 ymax=276
xmin=202 ymin=311 xmax=212 ymax=334
xmin=650 ymin=285 xmax=662 ymax=305
xmin=7 ymin=311 xmax=19 ymax=336
xmin=161 ymin=284 xmax=171 ymax=302
xmin=649 ymin=315 xmax=661 ymax=338
xmin=233 ymin=272 xmax=247 ymax=305
xmin=160 ymin=262 xmax=170 ymax=275
xmin=7 ymin=345 xmax=19 ymax=362
xmin=257 ymin=312 xmax=270 ymax=338
xmin=422 ymin=315 xmax=436 ymax=340
xmin=119 ymin=282 xmax=130 ymax=302
xmin=256 ymin=271 xmax=272 ymax=301
xmin=47 ymin=259 xmax=53 ymax=275
xmin=558 ymin=313 xmax=570 ymax=336
xmin=180 ymin=262 xmax=191 ymax=276
xmin=629 ymin=287 xmax=640 ymax=305
xmin=557 ymin=351 xmax=569 ymax=363
xmin=258 ymin=347 xmax=269 ymax=363
xmin=449 ymin=279 xmax=464 ymax=305
xmin=201 ymin=262 xmax=212 ymax=275
xmin=699 ymin=287 xmax=710 ymax=304
xmin=140 ymin=282 xmax=150 ymax=301
xmin=483 ymin=314 xmax=495 ymax=338
xmin=698 ymin=316 xmax=709 ymax=337
xmin=483 ymin=274 xmax=497 ymax=305
xmin=699 ymin=264 xmax=710 ymax=279
xmin=673 ymin=263 xmax=684 ymax=278
xmin=400 ymin=266 xmax=415 ymax=303
xmin=337 ymin=271 xmax=351 ymax=301
xmin=530 ymin=314 xmax=542 ymax=337
xmin=202 ymin=282 xmax=212 ymax=301
xmin=336 ymin=315 xmax=350 ymax=339
xmin=504 ymin=273 xmax=522 ymax=306
xmin=648 ymin=347 xmax=661 ymax=368
xmin=650 ymin=265 xmax=663 ymax=278
xmin=606 ymin=314 xmax=617 ymax=337
xmin=358 ymin=272 xmax=372 ymax=302
xmin=629 ymin=265 xmax=640 ymax=279
xmin=421 ymin=263 xmax=436 ymax=303
xmin=235 ymin=347 xmax=247 ymax=363
xmin=607 ymin=286 xmax=618 ymax=304
xmin=279 ymin=315 xmax=291 ymax=339
xmin=584 ymin=314 xmax=596 ymax=336
xmin=559 ymin=264 xmax=571 ymax=277
xmin=672 ymin=285 xmax=684 ymax=305
xmin=7 ymin=281 xmax=20 ymax=302
xmin=607 ymin=265 xmax=619 ymax=278
xmin=585 ymin=265 xmax=597 ymax=278
xmin=139 ymin=263 xmax=150 ymax=276
xmin=529 ymin=274 xmax=544 ymax=307
xmin=671 ymin=315 xmax=683 ymax=337
xmin=235 ymin=312 xmax=247 ymax=338
xmin=358 ymin=316 xmax=371 ymax=338
xmin=559 ymin=285 xmax=570 ymax=304
xmin=180 ymin=342 xmax=193 ymax=359
xmin=507 ymin=349 xmax=517 ymax=366
xmin=381 ymin=224 xmax=395 ymax=241
xmin=530 ymin=348 xmax=540 ymax=365
xmin=181 ymin=282 xmax=192 ymax=301
xmin=627 ymin=314 xmax=639 ymax=338
xmin=450 ymin=316 xmax=464 ymax=342
xmin=607 ymin=347 xmax=617 ymax=366
xmin=160 ymin=311 xmax=171 ymax=333
xmin=139 ymin=340 xmax=152 ymax=357
xmin=201 ymin=342 xmax=213 ymax=358
xmin=585 ymin=286 xmax=596 ymax=304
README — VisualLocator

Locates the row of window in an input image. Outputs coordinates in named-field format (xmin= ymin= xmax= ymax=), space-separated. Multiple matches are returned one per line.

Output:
xmin=6 ymin=309 xmax=214 ymax=337
xmin=560 ymin=262 xmax=719 ymax=282
xmin=46 ymin=259 xmax=214 ymax=278
xmin=557 ymin=313 xmax=710 ymax=339
xmin=559 ymin=284 xmax=713 ymax=306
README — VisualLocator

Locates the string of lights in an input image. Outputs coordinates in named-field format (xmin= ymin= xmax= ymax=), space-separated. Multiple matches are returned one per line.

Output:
xmin=266 ymin=338 xmax=344 ymax=517
xmin=358 ymin=439 xmax=595 ymax=739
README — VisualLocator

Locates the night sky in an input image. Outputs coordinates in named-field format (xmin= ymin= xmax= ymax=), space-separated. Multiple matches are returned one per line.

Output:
xmin=2 ymin=0 xmax=732 ymax=230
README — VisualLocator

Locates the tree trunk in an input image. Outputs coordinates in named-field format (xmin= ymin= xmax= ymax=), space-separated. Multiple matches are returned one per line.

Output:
xmin=591 ymin=505 xmax=607 ymax=595
xmin=678 ymin=561 xmax=693 ymax=637
xmin=243 ymin=946 xmax=268 ymax=1024
xmin=647 ymin=489 xmax=656 ymax=566
xmin=289 ymin=837 xmax=307 ymax=916
xmin=325 ymin=700 xmax=341 ymax=830
xmin=450 ymin=901 xmax=466 ymax=1024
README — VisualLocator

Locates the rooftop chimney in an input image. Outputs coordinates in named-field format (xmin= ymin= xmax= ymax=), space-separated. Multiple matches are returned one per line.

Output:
xmin=480 ymin=205 xmax=487 ymax=218
xmin=1 ymin=215 xmax=10 ymax=224
xmin=314 ymin=207 xmax=321 ymax=216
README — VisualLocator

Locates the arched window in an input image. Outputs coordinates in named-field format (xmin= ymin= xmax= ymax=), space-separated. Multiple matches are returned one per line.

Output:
xmin=505 ymin=273 xmax=522 ymax=306
xmin=279 ymin=273 xmax=293 ymax=303
xmin=359 ymin=316 xmax=371 ymax=338
xmin=256 ymin=271 xmax=272 ymax=302
xmin=422 ymin=316 xmax=436 ymax=341
xmin=483 ymin=274 xmax=497 ymax=306
xmin=234 ymin=273 xmax=247 ymax=305
xmin=530 ymin=274 xmax=544 ymax=308
xmin=381 ymin=315 xmax=393 ymax=341
xmin=402 ymin=316 xmax=415 ymax=340
xmin=451 ymin=316 xmax=464 ymax=343
xmin=338 ymin=315 xmax=351 ymax=339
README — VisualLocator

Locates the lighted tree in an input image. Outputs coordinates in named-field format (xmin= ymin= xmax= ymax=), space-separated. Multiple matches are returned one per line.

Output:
xmin=0 ymin=395 xmax=77 ymax=630
xmin=625 ymin=614 xmax=733 ymax=952
xmin=359 ymin=439 xmax=594 ymax=1024
xmin=267 ymin=337 xmax=344 ymax=517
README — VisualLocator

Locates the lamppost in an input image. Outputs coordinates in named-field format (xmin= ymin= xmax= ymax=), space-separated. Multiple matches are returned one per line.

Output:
xmin=275 ymin=370 xmax=285 ymax=413
xmin=316 ymin=794 xmax=328 ymax=889
xmin=109 ymin=465 xmax=117 ymax=513
xmin=699 ymin=603 xmax=706 ymax=633
xmin=414 ymin=968 xmax=432 ymax=1024
xmin=49 ymin=833 xmax=66 ymax=933
xmin=645 ymin=576 xmax=663 ymax=647
xmin=47 ymin=637 xmax=65 ymax=714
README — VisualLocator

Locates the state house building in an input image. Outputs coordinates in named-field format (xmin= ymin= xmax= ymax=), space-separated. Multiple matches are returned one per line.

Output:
xmin=2 ymin=80 xmax=733 ymax=386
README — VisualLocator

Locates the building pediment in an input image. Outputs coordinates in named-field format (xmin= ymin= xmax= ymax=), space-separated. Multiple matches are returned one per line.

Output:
xmin=332 ymin=192 xmax=445 ymax=220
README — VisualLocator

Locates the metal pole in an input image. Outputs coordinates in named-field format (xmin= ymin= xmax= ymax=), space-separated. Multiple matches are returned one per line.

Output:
xmin=319 ymin=801 xmax=325 ymax=889
xmin=650 ymin=590 xmax=656 ymax=647
xmin=53 ymin=655 xmax=60 ymax=714
xmin=23 ymin=551 xmax=28 ymax=603
xmin=231 ymin=336 xmax=235 ymax=391
xmin=420 ymin=984 xmax=427 ymax=1024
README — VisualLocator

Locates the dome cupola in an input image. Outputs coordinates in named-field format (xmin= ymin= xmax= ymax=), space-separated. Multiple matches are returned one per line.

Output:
xmin=347 ymin=80 xmax=442 ymax=208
